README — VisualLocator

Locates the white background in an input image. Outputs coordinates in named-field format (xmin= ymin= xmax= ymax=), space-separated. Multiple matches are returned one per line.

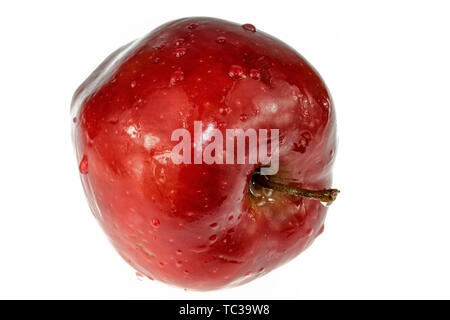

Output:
xmin=0 ymin=0 xmax=449 ymax=299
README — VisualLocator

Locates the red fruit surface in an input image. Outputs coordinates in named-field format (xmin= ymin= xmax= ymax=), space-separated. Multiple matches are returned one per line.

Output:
xmin=71 ymin=17 xmax=337 ymax=290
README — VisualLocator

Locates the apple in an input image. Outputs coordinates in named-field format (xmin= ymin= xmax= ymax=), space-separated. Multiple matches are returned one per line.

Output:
xmin=71 ymin=17 xmax=338 ymax=290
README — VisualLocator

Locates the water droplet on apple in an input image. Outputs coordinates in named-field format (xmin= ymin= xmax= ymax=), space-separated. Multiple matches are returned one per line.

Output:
xmin=174 ymin=47 xmax=187 ymax=58
xmin=176 ymin=249 xmax=183 ymax=255
xmin=210 ymin=222 xmax=218 ymax=228
xmin=256 ymin=199 xmax=266 ymax=207
xmin=107 ymin=115 xmax=119 ymax=124
xmin=258 ymin=267 xmax=265 ymax=272
xmin=216 ymin=36 xmax=226 ymax=44
xmin=158 ymin=168 xmax=166 ymax=183
xmin=306 ymin=228 xmax=314 ymax=236
xmin=72 ymin=117 xmax=77 ymax=123
xmin=302 ymin=131 xmax=312 ymax=141
xmin=79 ymin=155 xmax=88 ymax=174
xmin=239 ymin=113 xmax=248 ymax=122
xmin=293 ymin=135 xmax=310 ymax=153
xmin=191 ymin=245 xmax=208 ymax=253
xmin=209 ymin=234 xmax=217 ymax=242
xmin=175 ymin=38 xmax=185 ymax=46
xmin=216 ymin=120 xmax=226 ymax=129
xmin=242 ymin=23 xmax=256 ymax=32
xmin=187 ymin=23 xmax=198 ymax=30
xmin=152 ymin=218 xmax=160 ymax=227
xmin=130 ymin=80 xmax=136 ymax=88
xmin=249 ymin=69 xmax=261 ymax=80
xmin=176 ymin=261 xmax=183 ymax=267
xmin=170 ymin=70 xmax=184 ymax=85
xmin=126 ymin=125 xmax=138 ymax=138
xmin=228 ymin=65 xmax=246 ymax=79
xmin=218 ymin=106 xmax=231 ymax=115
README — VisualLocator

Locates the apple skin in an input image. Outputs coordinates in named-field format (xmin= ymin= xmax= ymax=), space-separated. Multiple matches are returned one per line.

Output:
xmin=71 ymin=17 xmax=336 ymax=290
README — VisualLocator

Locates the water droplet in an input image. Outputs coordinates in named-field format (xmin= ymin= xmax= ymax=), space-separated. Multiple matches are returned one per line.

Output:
xmin=209 ymin=234 xmax=217 ymax=242
xmin=126 ymin=125 xmax=138 ymax=138
xmin=257 ymin=199 xmax=266 ymax=207
xmin=170 ymin=70 xmax=184 ymax=85
xmin=174 ymin=47 xmax=187 ymax=58
xmin=175 ymin=38 xmax=185 ymax=46
xmin=228 ymin=65 xmax=246 ymax=79
xmin=154 ymin=57 xmax=161 ymax=64
xmin=249 ymin=69 xmax=261 ymax=80
xmin=176 ymin=261 xmax=182 ymax=267
xmin=239 ymin=113 xmax=248 ymax=122
xmin=216 ymin=36 xmax=226 ymax=44
xmin=159 ymin=262 xmax=165 ymax=267
xmin=306 ymin=228 xmax=314 ymax=236
xmin=300 ymin=131 xmax=311 ymax=140
xmin=210 ymin=222 xmax=218 ymax=228
xmin=79 ymin=155 xmax=88 ymax=174
xmin=293 ymin=133 xmax=311 ymax=153
xmin=130 ymin=80 xmax=136 ymax=88
xmin=176 ymin=249 xmax=183 ymax=255
xmin=218 ymin=106 xmax=231 ymax=115
xmin=72 ymin=117 xmax=77 ymax=123
xmin=242 ymin=24 xmax=256 ymax=32
xmin=187 ymin=23 xmax=198 ymax=30
xmin=152 ymin=218 xmax=160 ymax=227
xmin=258 ymin=267 xmax=264 ymax=272
xmin=107 ymin=115 xmax=119 ymax=124
xmin=228 ymin=215 xmax=234 ymax=221
xmin=136 ymin=272 xmax=145 ymax=281
xmin=245 ymin=271 xmax=251 ymax=276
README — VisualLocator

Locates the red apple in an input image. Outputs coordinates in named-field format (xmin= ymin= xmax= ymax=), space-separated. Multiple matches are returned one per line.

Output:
xmin=71 ymin=17 xmax=337 ymax=290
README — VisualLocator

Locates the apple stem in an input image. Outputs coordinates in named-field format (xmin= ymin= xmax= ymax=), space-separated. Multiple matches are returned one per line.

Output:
xmin=252 ymin=174 xmax=340 ymax=205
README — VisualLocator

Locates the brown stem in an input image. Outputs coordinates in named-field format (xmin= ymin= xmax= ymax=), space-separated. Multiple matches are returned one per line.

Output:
xmin=252 ymin=174 xmax=340 ymax=204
